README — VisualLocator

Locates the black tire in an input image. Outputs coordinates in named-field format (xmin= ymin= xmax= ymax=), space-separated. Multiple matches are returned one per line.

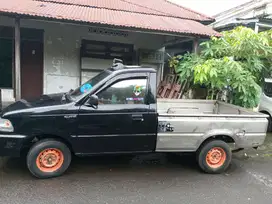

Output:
xmin=27 ymin=139 xmax=71 ymax=179
xmin=197 ymin=140 xmax=231 ymax=174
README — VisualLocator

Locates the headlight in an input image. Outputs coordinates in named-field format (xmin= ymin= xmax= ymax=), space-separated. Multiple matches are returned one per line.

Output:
xmin=0 ymin=118 xmax=14 ymax=132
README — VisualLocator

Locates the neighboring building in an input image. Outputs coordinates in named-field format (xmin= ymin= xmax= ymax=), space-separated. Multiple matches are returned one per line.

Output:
xmin=0 ymin=0 xmax=219 ymax=108
xmin=211 ymin=0 xmax=272 ymax=32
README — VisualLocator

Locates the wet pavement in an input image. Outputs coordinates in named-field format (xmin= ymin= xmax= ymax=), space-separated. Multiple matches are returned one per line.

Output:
xmin=1 ymin=137 xmax=272 ymax=204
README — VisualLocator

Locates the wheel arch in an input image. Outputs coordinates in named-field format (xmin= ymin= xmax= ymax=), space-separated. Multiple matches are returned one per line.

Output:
xmin=21 ymin=134 xmax=74 ymax=155
xmin=259 ymin=110 xmax=272 ymax=132
xmin=259 ymin=110 xmax=271 ymax=117
xmin=197 ymin=135 xmax=235 ymax=151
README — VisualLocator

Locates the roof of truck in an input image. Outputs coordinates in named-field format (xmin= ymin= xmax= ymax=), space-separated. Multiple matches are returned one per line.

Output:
xmin=109 ymin=65 xmax=157 ymax=74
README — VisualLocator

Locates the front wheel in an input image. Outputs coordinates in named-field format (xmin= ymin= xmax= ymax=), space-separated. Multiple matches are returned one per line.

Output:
xmin=27 ymin=139 xmax=71 ymax=179
xmin=197 ymin=140 xmax=232 ymax=174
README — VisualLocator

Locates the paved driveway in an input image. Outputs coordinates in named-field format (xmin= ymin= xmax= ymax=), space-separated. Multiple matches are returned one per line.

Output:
xmin=1 ymin=137 xmax=272 ymax=204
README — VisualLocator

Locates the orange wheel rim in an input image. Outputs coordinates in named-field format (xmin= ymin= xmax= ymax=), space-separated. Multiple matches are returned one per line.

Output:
xmin=36 ymin=148 xmax=64 ymax=172
xmin=206 ymin=147 xmax=226 ymax=169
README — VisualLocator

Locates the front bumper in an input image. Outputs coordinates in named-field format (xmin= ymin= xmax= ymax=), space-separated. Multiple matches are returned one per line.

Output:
xmin=0 ymin=134 xmax=27 ymax=157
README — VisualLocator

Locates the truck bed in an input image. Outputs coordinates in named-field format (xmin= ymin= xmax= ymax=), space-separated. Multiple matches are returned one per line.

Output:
xmin=156 ymin=99 xmax=268 ymax=152
xmin=158 ymin=99 xmax=263 ymax=116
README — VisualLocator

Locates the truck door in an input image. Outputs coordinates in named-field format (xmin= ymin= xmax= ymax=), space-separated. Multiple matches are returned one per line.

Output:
xmin=75 ymin=74 xmax=157 ymax=154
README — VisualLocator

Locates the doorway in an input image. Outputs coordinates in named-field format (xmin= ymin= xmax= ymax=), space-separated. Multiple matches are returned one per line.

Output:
xmin=21 ymin=40 xmax=43 ymax=100
xmin=0 ymin=38 xmax=13 ymax=89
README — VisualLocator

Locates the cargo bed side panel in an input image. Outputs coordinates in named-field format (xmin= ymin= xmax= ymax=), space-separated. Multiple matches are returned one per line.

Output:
xmin=156 ymin=116 xmax=268 ymax=152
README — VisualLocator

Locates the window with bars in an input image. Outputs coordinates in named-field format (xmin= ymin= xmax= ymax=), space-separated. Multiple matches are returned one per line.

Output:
xmin=81 ymin=40 xmax=134 ymax=64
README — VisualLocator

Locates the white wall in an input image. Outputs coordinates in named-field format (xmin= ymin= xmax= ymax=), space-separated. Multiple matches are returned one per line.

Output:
xmin=81 ymin=58 xmax=112 ymax=83
xmin=0 ymin=89 xmax=15 ymax=107
xmin=212 ymin=0 xmax=272 ymax=29
xmin=0 ymin=16 xmax=165 ymax=95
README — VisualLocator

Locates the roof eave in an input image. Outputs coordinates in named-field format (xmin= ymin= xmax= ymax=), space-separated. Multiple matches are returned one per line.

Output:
xmin=200 ymin=19 xmax=216 ymax=25
xmin=0 ymin=11 xmax=220 ymax=38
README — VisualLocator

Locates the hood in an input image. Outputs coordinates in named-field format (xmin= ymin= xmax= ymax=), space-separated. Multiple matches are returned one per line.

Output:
xmin=1 ymin=93 xmax=65 ymax=115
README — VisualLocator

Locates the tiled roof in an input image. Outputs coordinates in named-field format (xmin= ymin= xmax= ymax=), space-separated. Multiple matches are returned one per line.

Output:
xmin=127 ymin=0 xmax=213 ymax=21
xmin=35 ymin=0 xmax=214 ymax=21
xmin=0 ymin=0 xmax=220 ymax=37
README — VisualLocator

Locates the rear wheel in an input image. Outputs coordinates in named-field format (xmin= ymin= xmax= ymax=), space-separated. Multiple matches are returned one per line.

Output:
xmin=27 ymin=139 xmax=71 ymax=179
xmin=197 ymin=140 xmax=231 ymax=174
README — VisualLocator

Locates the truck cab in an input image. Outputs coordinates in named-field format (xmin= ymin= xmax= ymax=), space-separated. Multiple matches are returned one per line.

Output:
xmin=0 ymin=64 xmax=158 ymax=155
xmin=0 ymin=61 xmax=159 ymax=178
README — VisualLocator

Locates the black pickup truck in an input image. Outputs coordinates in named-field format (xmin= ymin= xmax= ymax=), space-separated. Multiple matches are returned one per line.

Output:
xmin=0 ymin=60 xmax=268 ymax=178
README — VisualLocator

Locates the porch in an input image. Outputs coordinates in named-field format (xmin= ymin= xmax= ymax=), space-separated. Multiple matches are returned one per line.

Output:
xmin=0 ymin=0 xmax=219 ymax=109
xmin=0 ymin=19 xmax=205 ymax=109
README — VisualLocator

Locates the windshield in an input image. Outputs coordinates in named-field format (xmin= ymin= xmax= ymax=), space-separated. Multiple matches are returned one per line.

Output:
xmin=70 ymin=69 xmax=112 ymax=100
xmin=264 ymin=78 xmax=272 ymax=98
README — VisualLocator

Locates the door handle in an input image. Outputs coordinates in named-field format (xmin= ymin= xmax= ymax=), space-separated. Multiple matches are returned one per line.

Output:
xmin=132 ymin=114 xmax=144 ymax=122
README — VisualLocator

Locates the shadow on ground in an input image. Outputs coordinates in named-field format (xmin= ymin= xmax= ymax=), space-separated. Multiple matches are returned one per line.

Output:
xmin=234 ymin=133 xmax=272 ymax=161
xmin=2 ymin=153 xmax=202 ymax=178
xmin=3 ymin=135 xmax=271 ymax=179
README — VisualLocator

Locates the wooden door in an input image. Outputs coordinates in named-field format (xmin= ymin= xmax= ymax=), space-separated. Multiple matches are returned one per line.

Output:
xmin=21 ymin=40 xmax=43 ymax=100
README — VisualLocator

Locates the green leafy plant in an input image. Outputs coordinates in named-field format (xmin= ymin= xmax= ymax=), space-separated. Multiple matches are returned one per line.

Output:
xmin=169 ymin=26 xmax=272 ymax=108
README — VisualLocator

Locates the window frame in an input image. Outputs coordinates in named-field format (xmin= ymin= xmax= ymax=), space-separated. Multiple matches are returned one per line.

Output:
xmin=93 ymin=74 xmax=149 ymax=106
xmin=264 ymin=81 xmax=272 ymax=98
xmin=81 ymin=39 xmax=134 ymax=64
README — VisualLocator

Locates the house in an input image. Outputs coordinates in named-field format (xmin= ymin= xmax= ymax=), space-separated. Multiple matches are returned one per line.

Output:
xmin=0 ymin=0 xmax=219 ymax=108
xmin=211 ymin=0 xmax=272 ymax=32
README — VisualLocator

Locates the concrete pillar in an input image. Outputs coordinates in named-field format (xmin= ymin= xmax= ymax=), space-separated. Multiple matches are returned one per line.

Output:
xmin=192 ymin=38 xmax=199 ymax=54
xmin=14 ymin=18 xmax=21 ymax=100
xmin=254 ymin=23 xmax=259 ymax=33
xmin=0 ymin=89 xmax=2 ymax=110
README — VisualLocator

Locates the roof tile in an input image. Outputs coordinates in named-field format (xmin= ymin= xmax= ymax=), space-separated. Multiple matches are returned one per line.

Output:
xmin=36 ymin=0 xmax=213 ymax=21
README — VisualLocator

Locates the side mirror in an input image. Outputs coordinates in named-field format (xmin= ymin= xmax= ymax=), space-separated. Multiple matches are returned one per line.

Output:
xmin=86 ymin=95 xmax=98 ymax=108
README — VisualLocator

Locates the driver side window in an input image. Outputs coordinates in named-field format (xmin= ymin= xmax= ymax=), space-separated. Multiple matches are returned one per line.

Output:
xmin=97 ymin=78 xmax=147 ymax=105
